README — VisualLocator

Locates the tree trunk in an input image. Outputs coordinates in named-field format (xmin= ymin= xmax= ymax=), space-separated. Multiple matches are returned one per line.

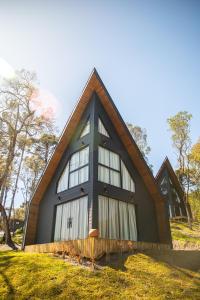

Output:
xmin=8 ymin=141 xmax=26 ymax=222
xmin=0 ymin=203 xmax=17 ymax=250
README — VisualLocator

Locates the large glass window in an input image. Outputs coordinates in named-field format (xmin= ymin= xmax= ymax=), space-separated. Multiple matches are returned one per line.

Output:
xmin=98 ymin=146 xmax=135 ymax=192
xmin=57 ymin=146 xmax=89 ymax=193
xmin=54 ymin=196 xmax=88 ymax=241
xmin=98 ymin=195 xmax=137 ymax=241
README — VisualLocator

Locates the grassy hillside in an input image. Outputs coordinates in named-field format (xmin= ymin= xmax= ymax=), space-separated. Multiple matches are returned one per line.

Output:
xmin=0 ymin=251 xmax=200 ymax=300
xmin=171 ymin=221 xmax=200 ymax=248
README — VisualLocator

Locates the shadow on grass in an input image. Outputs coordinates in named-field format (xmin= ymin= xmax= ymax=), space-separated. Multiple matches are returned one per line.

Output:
xmin=144 ymin=249 xmax=200 ymax=272
xmin=0 ymin=253 xmax=15 ymax=297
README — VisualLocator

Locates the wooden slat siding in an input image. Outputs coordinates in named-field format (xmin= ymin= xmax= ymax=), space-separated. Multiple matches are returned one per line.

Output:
xmin=25 ymin=70 xmax=171 ymax=246
xmin=25 ymin=238 xmax=171 ymax=259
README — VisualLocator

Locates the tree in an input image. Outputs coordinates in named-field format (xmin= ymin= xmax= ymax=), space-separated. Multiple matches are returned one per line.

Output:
xmin=126 ymin=123 xmax=152 ymax=169
xmin=167 ymin=111 xmax=193 ymax=226
xmin=0 ymin=69 xmax=58 ymax=248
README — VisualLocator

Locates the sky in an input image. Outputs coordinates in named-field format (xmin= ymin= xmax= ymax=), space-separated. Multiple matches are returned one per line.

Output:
xmin=0 ymin=0 xmax=200 ymax=206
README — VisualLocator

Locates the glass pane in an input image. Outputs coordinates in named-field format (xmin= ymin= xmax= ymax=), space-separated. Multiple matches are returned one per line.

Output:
xmin=70 ymin=152 xmax=79 ymax=171
xmin=98 ymin=146 xmax=109 ymax=167
xmin=130 ymin=179 xmax=135 ymax=193
xmin=109 ymin=198 xmax=120 ymax=239
xmin=119 ymin=201 xmax=129 ymax=240
xmin=69 ymin=170 xmax=79 ymax=188
xmin=110 ymin=170 xmax=120 ymax=187
xmin=79 ymin=147 xmax=89 ymax=167
xmin=69 ymin=199 xmax=79 ymax=240
xmin=98 ymin=196 xmax=109 ymax=238
xmin=54 ymin=205 xmax=63 ymax=241
xmin=128 ymin=203 xmax=137 ymax=241
xmin=78 ymin=196 xmax=88 ymax=239
xmin=60 ymin=202 xmax=70 ymax=240
xmin=57 ymin=162 xmax=69 ymax=193
xmin=79 ymin=166 xmax=89 ymax=184
xmin=98 ymin=118 xmax=109 ymax=137
xmin=98 ymin=165 xmax=109 ymax=184
xmin=80 ymin=120 xmax=90 ymax=138
xmin=110 ymin=151 xmax=120 ymax=170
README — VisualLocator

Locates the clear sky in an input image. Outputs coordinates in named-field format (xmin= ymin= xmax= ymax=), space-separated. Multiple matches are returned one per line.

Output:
xmin=0 ymin=0 xmax=200 ymax=206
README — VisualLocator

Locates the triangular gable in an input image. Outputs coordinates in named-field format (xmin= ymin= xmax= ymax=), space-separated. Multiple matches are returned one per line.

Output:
xmin=156 ymin=157 xmax=184 ymax=201
xmin=24 ymin=69 xmax=171 ymax=246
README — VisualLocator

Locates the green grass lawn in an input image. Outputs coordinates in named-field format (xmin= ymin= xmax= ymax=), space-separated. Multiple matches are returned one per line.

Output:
xmin=171 ymin=221 xmax=200 ymax=247
xmin=0 ymin=251 xmax=200 ymax=300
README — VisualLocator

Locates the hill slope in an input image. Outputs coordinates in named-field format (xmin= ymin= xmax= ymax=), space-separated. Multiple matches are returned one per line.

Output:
xmin=0 ymin=251 xmax=199 ymax=300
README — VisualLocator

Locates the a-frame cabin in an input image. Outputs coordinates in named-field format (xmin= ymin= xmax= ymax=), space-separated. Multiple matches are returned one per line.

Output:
xmin=24 ymin=70 xmax=172 ymax=258
xmin=156 ymin=157 xmax=187 ymax=219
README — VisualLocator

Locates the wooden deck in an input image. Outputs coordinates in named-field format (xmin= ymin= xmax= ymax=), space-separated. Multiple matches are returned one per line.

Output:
xmin=25 ymin=238 xmax=171 ymax=259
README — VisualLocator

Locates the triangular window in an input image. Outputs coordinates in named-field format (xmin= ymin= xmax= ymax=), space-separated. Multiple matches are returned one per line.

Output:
xmin=98 ymin=118 xmax=109 ymax=137
xmin=80 ymin=120 xmax=90 ymax=138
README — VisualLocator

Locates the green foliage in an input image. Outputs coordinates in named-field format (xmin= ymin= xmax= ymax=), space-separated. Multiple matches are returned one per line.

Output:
xmin=189 ymin=192 xmax=200 ymax=222
xmin=170 ymin=221 xmax=200 ymax=245
xmin=0 ymin=251 xmax=200 ymax=299
xmin=126 ymin=123 xmax=153 ymax=170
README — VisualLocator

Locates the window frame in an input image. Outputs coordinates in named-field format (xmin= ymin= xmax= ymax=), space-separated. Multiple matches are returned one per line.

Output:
xmin=98 ymin=117 xmax=110 ymax=138
xmin=98 ymin=195 xmax=137 ymax=241
xmin=98 ymin=146 xmax=135 ymax=192
xmin=98 ymin=146 xmax=121 ymax=188
xmin=57 ymin=145 xmax=90 ymax=194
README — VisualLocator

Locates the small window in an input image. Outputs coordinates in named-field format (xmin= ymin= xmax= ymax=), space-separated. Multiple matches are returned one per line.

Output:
xmin=98 ymin=146 xmax=121 ymax=188
xmin=98 ymin=118 xmax=109 ymax=137
xmin=57 ymin=146 xmax=89 ymax=193
xmin=80 ymin=120 xmax=90 ymax=138
xmin=98 ymin=146 xmax=135 ymax=192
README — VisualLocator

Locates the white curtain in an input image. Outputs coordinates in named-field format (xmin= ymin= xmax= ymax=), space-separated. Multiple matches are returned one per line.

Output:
xmin=57 ymin=162 xmax=69 ymax=193
xmin=98 ymin=165 xmax=109 ymax=184
xmin=54 ymin=205 xmax=63 ymax=241
xmin=79 ymin=147 xmax=89 ymax=167
xmin=119 ymin=201 xmax=129 ymax=240
xmin=98 ymin=196 xmax=109 ymax=238
xmin=99 ymin=146 xmax=109 ymax=167
xmin=110 ymin=151 xmax=120 ymax=170
xmin=121 ymin=161 xmax=135 ymax=192
xmin=109 ymin=198 xmax=119 ymax=239
xmin=79 ymin=196 xmax=88 ymax=239
xmin=80 ymin=121 xmax=90 ymax=138
xmin=79 ymin=166 xmax=89 ymax=184
xmin=128 ymin=203 xmax=137 ymax=241
xmin=55 ymin=196 xmax=88 ymax=241
xmin=69 ymin=199 xmax=79 ymax=240
xmin=70 ymin=151 xmax=79 ymax=171
xmin=98 ymin=118 xmax=109 ymax=137
xmin=110 ymin=170 xmax=120 ymax=187
xmin=60 ymin=202 xmax=70 ymax=241
xmin=69 ymin=170 xmax=79 ymax=188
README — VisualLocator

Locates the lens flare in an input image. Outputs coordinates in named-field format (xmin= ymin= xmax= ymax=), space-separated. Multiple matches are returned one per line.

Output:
xmin=31 ymin=88 xmax=60 ymax=120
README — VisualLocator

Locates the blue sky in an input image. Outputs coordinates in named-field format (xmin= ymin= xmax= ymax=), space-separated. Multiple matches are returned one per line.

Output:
xmin=0 ymin=0 xmax=200 ymax=206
